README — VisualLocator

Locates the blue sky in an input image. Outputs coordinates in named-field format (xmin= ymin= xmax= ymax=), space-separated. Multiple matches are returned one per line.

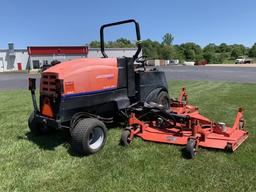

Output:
xmin=1 ymin=0 xmax=256 ymax=48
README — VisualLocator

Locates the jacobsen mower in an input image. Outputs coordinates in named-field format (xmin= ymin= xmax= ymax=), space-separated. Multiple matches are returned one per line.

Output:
xmin=120 ymin=88 xmax=248 ymax=158
xmin=28 ymin=19 xmax=248 ymax=158
xmin=28 ymin=20 xmax=169 ymax=155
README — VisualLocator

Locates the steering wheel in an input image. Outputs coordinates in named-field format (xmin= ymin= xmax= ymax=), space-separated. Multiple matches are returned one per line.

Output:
xmin=135 ymin=55 xmax=147 ymax=64
xmin=135 ymin=56 xmax=148 ymax=71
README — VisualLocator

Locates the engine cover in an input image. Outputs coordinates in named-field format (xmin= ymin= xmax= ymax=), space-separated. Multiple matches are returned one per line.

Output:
xmin=43 ymin=58 xmax=118 ymax=97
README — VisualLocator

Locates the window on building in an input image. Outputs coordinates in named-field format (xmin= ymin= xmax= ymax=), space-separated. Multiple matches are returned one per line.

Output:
xmin=53 ymin=54 xmax=66 ymax=61
xmin=43 ymin=60 xmax=48 ymax=65
xmin=32 ymin=60 xmax=40 ymax=69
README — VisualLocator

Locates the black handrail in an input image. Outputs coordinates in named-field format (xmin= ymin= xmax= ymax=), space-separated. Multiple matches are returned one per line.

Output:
xmin=100 ymin=19 xmax=142 ymax=60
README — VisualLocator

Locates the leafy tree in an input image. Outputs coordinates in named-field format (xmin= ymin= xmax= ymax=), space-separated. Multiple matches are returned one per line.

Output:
xmin=89 ymin=38 xmax=135 ymax=48
xmin=141 ymin=39 xmax=161 ymax=59
xmin=179 ymin=43 xmax=202 ymax=61
xmin=215 ymin=53 xmax=228 ymax=63
xmin=140 ymin=33 xmax=174 ymax=60
xmin=217 ymin=43 xmax=231 ymax=53
xmin=249 ymin=43 xmax=256 ymax=57
xmin=89 ymin=40 xmax=100 ymax=48
xmin=173 ymin=45 xmax=185 ymax=61
xmin=230 ymin=44 xmax=247 ymax=58
xmin=219 ymin=53 xmax=229 ymax=63
xmin=195 ymin=53 xmax=204 ymax=61
xmin=204 ymin=43 xmax=217 ymax=53
xmin=115 ymin=38 xmax=134 ymax=48
xmin=203 ymin=51 xmax=216 ymax=63
xmin=231 ymin=46 xmax=243 ymax=58
xmin=159 ymin=45 xmax=176 ymax=60
xmin=89 ymin=34 xmax=251 ymax=64
xmin=185 ymin=49 xmax=196 ymax=60
xmin=106 ymin=41 xmax=115 ymax=48
xmin=162 ymin=33 xmax=174 ymax=46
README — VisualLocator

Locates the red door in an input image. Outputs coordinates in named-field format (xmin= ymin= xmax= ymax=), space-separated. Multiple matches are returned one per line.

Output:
xmin=17 ymin=63 xmax=22 ymax=71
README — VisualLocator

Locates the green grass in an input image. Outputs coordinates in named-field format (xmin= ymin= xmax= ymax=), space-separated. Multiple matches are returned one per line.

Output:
xmin=0 ymin=81 xmax=256 ymax=192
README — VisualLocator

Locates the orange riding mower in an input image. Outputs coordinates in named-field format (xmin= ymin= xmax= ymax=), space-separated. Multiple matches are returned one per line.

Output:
xmin=120 ymin=88 xmax=248 ymax=159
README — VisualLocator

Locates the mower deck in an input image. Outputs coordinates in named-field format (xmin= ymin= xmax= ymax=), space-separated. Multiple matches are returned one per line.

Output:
xmin=132 ymin=119 xmax=248 ymax=151
xmin=123 ymin=88 xmax=248 ymax=158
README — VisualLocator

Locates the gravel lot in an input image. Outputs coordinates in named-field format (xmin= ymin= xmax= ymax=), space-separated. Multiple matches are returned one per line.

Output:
xmin=0 ymin=65 xmax=256 ymax=90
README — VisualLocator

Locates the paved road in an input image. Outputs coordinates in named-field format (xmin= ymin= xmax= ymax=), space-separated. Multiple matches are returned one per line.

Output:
xmin=0 ymin=66 xmax=256 ymax=90
xmin=160 ymin=66 xmax=256 ymax=83
xmin=0 ymin=73 xmax=39 ymax=91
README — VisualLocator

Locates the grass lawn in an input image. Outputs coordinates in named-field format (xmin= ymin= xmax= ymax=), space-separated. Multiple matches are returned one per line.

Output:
xmin=0 ymin=80 xmax=256 ymax=192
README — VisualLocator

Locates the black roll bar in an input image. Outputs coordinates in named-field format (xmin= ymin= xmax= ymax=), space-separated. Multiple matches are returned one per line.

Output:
xmin=100 ymin=19 xmax=142 ymax=60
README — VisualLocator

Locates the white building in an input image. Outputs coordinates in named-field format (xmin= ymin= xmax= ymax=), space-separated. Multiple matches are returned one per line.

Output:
xmin=0 ymin=43 xmax=140 ymax=72
xmin=0 ymin=43 xmax=29 ymax=72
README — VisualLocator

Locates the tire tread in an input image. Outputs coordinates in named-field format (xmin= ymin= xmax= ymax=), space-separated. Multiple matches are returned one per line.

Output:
xmin=71 ymin=118 xmax=107 ymax=155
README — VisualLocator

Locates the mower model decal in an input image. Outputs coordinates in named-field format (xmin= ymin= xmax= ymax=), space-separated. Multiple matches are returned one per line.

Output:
xmin=61 ymin=88 xmax=116 ymax=99
xmin=96 ymin=74 xmax=114 ymax=80
xmin=166 ymin=136 xmax=177 ymax=142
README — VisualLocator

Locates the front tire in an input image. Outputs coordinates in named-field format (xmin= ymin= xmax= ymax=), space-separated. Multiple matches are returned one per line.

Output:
xmin=186 ymin=139 xmax=197 ymax=159
xmin=71 ymin=118 xmax=107 ymax=155
xmin=120 ymin=129 xmax=132 ymax=146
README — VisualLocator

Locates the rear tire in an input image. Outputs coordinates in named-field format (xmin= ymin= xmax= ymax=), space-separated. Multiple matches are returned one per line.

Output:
xmin=156 ymin=91 xmax=170 ymax=109
xmin=120 ymin=129 xmax=132 ymax=146
xmin=71 ymin=118 xmax=107 ymax=155
xmin=28 ymin=112 xmax=49 ymax=135
xmin=147 ymin=90 xmax=170 ymax=110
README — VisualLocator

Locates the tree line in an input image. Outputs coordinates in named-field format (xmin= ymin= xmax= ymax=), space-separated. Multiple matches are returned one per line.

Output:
xmin=89 ymin=33 xmax=256 ymax=64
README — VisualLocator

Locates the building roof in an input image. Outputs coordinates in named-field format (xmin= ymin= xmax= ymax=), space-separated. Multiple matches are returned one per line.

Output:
xmin=0 ymin=47 xmax=138 ymax=54
xmin=89 ymin=47 xmax=137 ymax=51
xmin=27 ymin=46 xmax=88 ymax=55
xmin=0 ymin=49 xmax=27 ymax=52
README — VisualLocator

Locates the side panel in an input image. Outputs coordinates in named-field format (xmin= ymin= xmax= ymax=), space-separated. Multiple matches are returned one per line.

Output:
xmin=117 ymin=58 xmax=127 ymax=88
xmin=117 ymin=57 xmax=135 ymax=98
xmin=127 ymin=58 xmax=136 ymax=97
xmin=59 ymin=88 xmax=130 ymax=122
xmin=62 ymin=65 xmax=118 ymax=95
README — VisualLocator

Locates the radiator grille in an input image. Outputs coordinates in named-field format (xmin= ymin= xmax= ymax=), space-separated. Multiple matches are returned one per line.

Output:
xmin=40 ymin=73 xmax=58 ymax=96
